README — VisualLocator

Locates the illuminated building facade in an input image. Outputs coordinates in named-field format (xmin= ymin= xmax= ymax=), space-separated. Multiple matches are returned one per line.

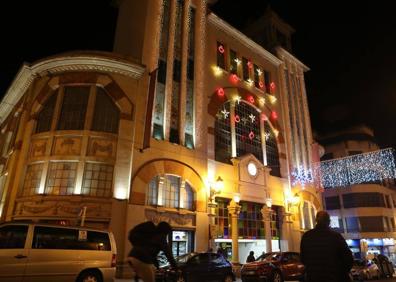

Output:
xmin=0 ymin=0 xmax=321 ymax=269
xmin=319 ymin=125 xmax=396 ymax=262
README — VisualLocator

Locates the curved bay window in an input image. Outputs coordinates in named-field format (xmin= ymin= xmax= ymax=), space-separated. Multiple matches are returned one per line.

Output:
xmin=35 ymin=85 xmax=120 ymax=134
xmin=148 ymin=175 xmax=195 ymax=210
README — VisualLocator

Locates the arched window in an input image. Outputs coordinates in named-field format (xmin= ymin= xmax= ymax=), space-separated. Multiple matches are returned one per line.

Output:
xmin=300 ymin=200 xmax=317 ymax=230
xmin=34 ymin=85 xmax=120 ymax=134
xmin=235 ymin=102 xmax=262 ymax=162
xmin=214 ymin=99 xmax=281 ymax=174
xmin=36 ymin=92 xmax=57 ymax=133
xmin=215 ymin=102 xmax=231 ymax=163
xmin=57 ymin=86 xmax=89 ymax=130
xmin=265 ymin=123 xmax=280 ymax=177
xmin=148 ymin=175 xmax=195 ymax=210
xmin=91 ymin=87 xmax=120 ymax=133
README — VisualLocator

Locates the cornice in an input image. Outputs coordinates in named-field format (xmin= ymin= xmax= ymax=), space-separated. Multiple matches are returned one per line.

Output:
xmin=275 ymin=47 xmax=310 ymax=72
xmin=0 ymin=54 xmax=146 ymax=124
xmin=208 ymin=13 xmax=282 ymax=66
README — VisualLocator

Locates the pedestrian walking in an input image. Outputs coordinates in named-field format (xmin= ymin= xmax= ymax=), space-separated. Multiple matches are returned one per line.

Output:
xmin=246 ymin=251 xmax=256 ymax=263
xmin=127 ymin=221 xmax=177 ymax=282
xmin=300 ymin=211 xmax=353 ymax=282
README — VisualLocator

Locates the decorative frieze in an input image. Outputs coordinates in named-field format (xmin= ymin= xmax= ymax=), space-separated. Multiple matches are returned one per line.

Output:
xmin=144 ymin=208 xmax=196 ymax=227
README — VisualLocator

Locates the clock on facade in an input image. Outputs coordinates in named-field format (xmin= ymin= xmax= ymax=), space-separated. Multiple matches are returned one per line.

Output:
xmin=247 ymin=161 xmax=258 ymax=177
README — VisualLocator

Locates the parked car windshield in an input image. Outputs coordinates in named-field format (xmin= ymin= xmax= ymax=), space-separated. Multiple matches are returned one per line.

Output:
xmin=258 ymin=252 xmax=281 ymax=262
xmin=176 ymin=252 xmax=198 ymax=265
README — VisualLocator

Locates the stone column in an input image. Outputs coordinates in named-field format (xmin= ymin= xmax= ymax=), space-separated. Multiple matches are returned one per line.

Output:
xmin=261 ymin=207 xmax=273 ymax=253
xmin=228 ymin=200 xmax=241 ymax=263
xmin=208 ymin=199 xmax=217 ymax=252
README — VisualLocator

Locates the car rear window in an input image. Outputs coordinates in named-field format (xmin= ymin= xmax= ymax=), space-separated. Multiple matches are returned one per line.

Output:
xmin=32 ymin=226 xmax=111 ymax=251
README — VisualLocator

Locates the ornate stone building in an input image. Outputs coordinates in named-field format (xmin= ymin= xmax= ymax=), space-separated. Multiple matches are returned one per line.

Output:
xmin=0 ymin=0 xmax=321 ymax=268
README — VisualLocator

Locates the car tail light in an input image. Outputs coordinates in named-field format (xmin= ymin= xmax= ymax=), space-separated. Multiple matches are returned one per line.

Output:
xmin=111 ymin=254 xmax=117 ymax=267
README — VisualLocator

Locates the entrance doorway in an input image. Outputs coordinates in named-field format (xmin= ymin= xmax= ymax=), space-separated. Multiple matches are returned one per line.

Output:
xmin=171 ymin=230 xmax=194 ymax=257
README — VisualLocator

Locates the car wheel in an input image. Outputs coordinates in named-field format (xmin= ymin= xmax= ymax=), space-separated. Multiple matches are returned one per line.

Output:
xmin=76 ymin=270 xmax=102 ymax=282
xmin=223 ymin=274 xmax=233 ymax=282
xmin=271 ymin=270 xmax=283 ymax=282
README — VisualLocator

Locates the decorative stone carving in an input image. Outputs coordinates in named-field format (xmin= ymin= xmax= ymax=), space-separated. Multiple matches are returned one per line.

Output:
xmin=14 ymin=196 xmax=112 ymax=220
xmin=52 ymin=136 xmax=82 ymax=155
xmin=145 ymin=208 xmax=196 ymax=227
xmin=87 ymin=137 xmax=116 ymax=158
xmin=30 ymin=138 xmax=47 ymax=158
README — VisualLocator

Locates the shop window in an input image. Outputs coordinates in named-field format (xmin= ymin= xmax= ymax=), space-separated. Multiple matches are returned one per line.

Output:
xmin=36 ymin=92 xmax=57 ymax=133
xmin=81 ymin=163 xmax=113 ymax=197
xmin=91 ymin=88 xmax=120 ymax=133
xmin=148 ymin=175 xmax=195 ymax=210
xmin=45 ymin=162 xmax=77 ymax=195
xmin=22 ymin=163 xmax=44 ymax=196
xmin=342 ymin=192 xmax=385 ymax=208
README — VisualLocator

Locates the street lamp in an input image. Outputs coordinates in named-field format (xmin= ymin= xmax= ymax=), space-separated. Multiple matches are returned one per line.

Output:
xmin=209 ymin=176 xmax=224 ymax=205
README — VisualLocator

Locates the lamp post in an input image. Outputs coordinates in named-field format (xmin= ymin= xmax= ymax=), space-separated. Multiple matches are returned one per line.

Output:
xmin=208 ymin=176 xmax=224 ymax=251
xmin=228 ymin=195 xmax=241 ymax=264
xmin=261 ymin=197 xmax=273 ymax=253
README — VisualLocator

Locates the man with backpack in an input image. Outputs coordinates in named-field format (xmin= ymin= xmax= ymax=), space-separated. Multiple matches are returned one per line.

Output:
xmin=127 ymin=221 xmax=177 ymax=282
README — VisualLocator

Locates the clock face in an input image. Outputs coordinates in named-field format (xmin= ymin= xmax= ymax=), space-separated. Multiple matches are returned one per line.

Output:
xmin=247 ymin=162 xmax=258 ymax=176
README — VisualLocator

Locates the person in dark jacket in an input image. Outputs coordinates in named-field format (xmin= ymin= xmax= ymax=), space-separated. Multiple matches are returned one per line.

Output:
xmin=127 ymin=221 xmax=177 ymax=282
xmin=246 ymin=251 xmax=256 ymax=263
xmin=300 ymin=211 xmax=353 ymax=282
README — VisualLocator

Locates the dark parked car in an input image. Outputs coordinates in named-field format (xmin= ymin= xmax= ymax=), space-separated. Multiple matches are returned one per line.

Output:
xmin=156 ymin=252 xmax=235 ymax=282
xmin=241 ymin=252 xmax=305 ymax=282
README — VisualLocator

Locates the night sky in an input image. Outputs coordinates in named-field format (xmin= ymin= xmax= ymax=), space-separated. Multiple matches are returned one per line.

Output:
xmin=1 ymin=0 xmax=395 ymax=148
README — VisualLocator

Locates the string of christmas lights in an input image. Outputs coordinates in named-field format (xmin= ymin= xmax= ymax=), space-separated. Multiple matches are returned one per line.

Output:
xmin=313 ymin=148 xmax=396 ymax=189
xmin=291 ymin=166 xmax=313 ymax=187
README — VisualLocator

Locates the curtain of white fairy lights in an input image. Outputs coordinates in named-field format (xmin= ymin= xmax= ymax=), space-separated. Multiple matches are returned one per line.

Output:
xmin=313 ymin=148 xmax=396 ymax=189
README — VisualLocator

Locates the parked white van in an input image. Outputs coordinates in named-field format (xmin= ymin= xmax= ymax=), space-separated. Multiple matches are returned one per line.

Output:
xmin=0 ymin=222 xmax=117 ymax=282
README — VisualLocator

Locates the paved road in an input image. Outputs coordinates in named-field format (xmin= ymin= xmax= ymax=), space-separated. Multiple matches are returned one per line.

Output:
xmin=115 ymin=278 xmax=396 ymax=282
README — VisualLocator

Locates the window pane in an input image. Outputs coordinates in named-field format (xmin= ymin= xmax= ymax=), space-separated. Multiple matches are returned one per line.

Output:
xmin=265 ymin=123 xmax=281 ymax=177
xmin=0 ymin=225 xmax=28 ymax=249
xmin=45 ymin=162 xmax=77 ymax=195
xmin=22 ymin=163 xmax=43 ymax=196
xmin=215 ymin=102 xmax=231 ymax=164
xmin=82 ymin=163 xmax=113 ymax=197
xmin=235 ymin=102 xmax=263 ymax=162
xmin=57 ymin=86 xmax=89 ymax=130
xmin=36 ymin=92 xmax=57 ymax=133
xmin=91 ymin=88 xmax=120 ymax=133
xmin=217 ymin=42 xmax=226 ymax=69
